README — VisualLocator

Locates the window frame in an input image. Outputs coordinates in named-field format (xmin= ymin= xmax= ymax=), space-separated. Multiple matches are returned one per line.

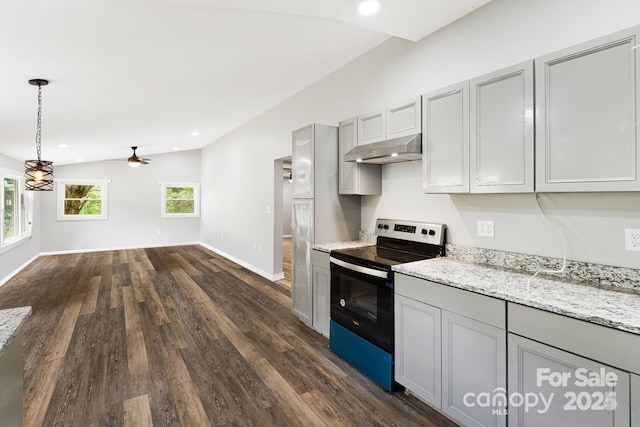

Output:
xmin=160 ymin=182 xmax=200 ymax=218
xmin=1 ymin=168 xmax=33 ymax=253
xmin=56 ymin=178 xmax=110 ymax=221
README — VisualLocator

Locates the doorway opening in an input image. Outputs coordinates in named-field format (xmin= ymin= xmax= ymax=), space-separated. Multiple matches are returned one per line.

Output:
xmin=273 ymin=156 xmax=292 ymax=287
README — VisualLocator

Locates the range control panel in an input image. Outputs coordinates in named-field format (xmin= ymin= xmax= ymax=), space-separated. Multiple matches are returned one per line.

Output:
xmin=375 ymin=219 xmax=446 ymax=246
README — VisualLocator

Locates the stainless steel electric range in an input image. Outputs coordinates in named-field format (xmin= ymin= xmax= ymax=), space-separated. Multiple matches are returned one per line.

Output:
xmin=329 ymin=218 xmax=446 ymax=391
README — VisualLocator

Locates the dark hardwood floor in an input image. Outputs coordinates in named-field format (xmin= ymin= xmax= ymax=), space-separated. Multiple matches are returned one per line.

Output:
xmin=276 ymin=237 xmax=291 ymax=288
xmin=0 ymin=245 xmax=459 ymax=426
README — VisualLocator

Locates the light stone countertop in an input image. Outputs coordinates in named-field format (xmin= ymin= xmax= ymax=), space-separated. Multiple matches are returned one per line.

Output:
xmin=312 ymin=241 xmax=375 ymax=253
xmin=0 ymin=306 xmax=32 ymax=356
xmin=393 ymin=258 xmax=640 ymax=336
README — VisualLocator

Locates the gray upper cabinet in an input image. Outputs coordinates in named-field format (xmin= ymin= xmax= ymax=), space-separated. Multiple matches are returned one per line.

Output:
xmin=470 ymin=61 xmax=534 ymax=193
xmin=386 ymin=96 xmax=422 ymax=139
xmin=357 ymin=110 xmax=386 ymax=145
xmin=423 ymin=81 xmax=470 ymax=193
xmin=338 ymin=117 xmax=382 ymax=195
xmin=535 ymin=26 xmax=640 ymax=192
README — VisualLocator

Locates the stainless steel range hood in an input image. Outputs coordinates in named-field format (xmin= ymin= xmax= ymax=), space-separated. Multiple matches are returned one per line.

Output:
xmin=343 ymin=133 xmax=421 ymax=164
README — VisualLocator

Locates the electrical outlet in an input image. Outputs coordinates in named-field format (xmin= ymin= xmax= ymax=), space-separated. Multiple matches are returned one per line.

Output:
xmin=625 ymin=228 xmax=640 ymax=251
xmin=477 ymin=220 xmax=495 ymax=238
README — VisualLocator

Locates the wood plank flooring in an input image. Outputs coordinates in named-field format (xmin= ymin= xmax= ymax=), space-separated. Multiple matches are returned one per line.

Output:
xmin=0 ymin=245 xmax=459 ymax=426
xmin=276 ymin=237 xmax=291 ymax=288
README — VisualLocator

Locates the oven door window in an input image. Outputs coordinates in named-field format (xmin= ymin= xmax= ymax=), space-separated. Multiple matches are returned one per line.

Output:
xmin=330 ymin=263 xmax=393 ymax=352
xmin=341 ymin=277 xmax=378 ymax=321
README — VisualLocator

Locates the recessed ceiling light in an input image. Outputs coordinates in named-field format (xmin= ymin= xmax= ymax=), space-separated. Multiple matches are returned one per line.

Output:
xmin=58 ymin=143 xmax=69 ymax=148
xmin=75 ymin=158 xmax=83 ymax=162
xmin=358 ymin=0 xmax=380 ymax=15
xmin=173 ymin=147 xmax=180 ymax=151
xmin=191 ymin=131 xmax=199 ymax=136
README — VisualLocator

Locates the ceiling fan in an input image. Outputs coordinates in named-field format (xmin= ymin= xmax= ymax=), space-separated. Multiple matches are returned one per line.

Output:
xmin=127 ymin=146 xmax=151 ymax=167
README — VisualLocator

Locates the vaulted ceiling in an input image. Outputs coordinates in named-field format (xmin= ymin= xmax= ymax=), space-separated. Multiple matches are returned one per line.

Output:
xmin=0 ymin=0 xmax=491 ymax=165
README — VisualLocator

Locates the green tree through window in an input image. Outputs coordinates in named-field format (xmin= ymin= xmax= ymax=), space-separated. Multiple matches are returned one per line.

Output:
xmin=64 ymin=184 xmax=103 ymax=215
xmin=165 ymin=186 xmax=195 ymax=214
xmin=3 ymin=178 xmax=17 ymax=240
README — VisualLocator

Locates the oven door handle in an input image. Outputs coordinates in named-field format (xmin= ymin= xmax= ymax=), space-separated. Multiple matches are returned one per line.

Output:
xmin=329 ymin=257 xmax=389 ymax=279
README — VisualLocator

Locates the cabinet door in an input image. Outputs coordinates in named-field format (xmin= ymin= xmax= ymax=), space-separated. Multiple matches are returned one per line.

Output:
xmin=312 ymin=264 xmax=330 ymax=337
xmin=441 ymin=311 xmax=507 ymax=427
xmin=423 ymin=82 xmax=470 ymax=193
xmin=338 ymin=118 xmax=359 ymax=195
xmin=395 ymin=295 xmax=442 ymax=407
xmin=508 ymin=334 xmax=630 ymax=427
xmin=535 ymin=26 xmax=640 ymax=192
xmin=291 ymin=199 xmax=313 ymax=325
xmin=338 ymin=118 xmax=382 ymax=195
xmin=632 ymin=374 xmax=640 ymax=427
xmin=0 ymin=328 xmax=23 ymax=426
xmin=358 ymin=111 xmax=386 ymax=145
xmin=470 ymin=61 xmax=534 ymax=193
xmin=292 ymin=124 xmax=314 ymax=198
xmin=387 ymin=96 xmax=422 ymax=139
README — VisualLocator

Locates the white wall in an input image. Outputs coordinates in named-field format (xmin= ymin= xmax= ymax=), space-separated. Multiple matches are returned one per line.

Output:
xmin=40 ymin=149 xmax=201 ymax=253
xmin=0 ymin=154 xmax=41 ymax=285
xmin=200 ymin=0 xmax=640 ymax=273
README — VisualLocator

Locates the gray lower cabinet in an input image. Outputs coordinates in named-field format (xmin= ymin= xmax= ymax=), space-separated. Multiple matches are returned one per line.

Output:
xmin=508 ymin=334 xmax=630 ymax=427
xmin=395 ymin=274 xmax=506 ymax=427
xmin=395 ymin=294 xmax=442 ymax=407
xmin=535 ymin=25 xmax=640 ymax=192
xmin=422 ymin=81 xmax=470 ymax=193
xmin=507 ymin=303 xmax=636 ymax=427
xmin=632 ymin=374 xmax=640 ymax=427
xmin=442 ymin=311 xmax=507 ymax=427
xmin=311 ymin=249 xmax=330 ymax=337
xmin=0 ymin=328 xmax=24 ymax=426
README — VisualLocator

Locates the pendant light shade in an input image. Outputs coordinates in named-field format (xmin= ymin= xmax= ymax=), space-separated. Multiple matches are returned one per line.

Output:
xmin=25 ymin=78 xmax=54 ymax=191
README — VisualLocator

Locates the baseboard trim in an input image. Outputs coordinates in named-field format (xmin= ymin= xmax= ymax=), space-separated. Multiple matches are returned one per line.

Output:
xmin=0 ymin=254 xmax=40 ymax=288
xmin=198 ymin=242 xmax=281 ymax=282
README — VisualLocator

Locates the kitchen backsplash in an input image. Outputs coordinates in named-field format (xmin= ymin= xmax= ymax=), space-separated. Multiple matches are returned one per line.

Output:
xmin=445 ymin=244 xmax=640 ymax=291
xmin=358 ymin=230 xmax=377 ymax=244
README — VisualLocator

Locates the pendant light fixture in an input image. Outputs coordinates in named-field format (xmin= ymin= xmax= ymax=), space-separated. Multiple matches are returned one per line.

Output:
xmin=25 ymin=78 xmax=54 ymax=191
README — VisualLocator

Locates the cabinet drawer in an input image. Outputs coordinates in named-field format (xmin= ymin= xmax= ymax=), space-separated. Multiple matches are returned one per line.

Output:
xmin=508 ymin=303 xmax=640 ymax=374
xmin=311 ymin=249 xmax=329 ymax=267
xmin=395 ymin=274 xmax=505 ymax=329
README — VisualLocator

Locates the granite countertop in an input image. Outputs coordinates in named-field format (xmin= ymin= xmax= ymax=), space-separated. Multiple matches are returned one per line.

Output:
xmin=393 ymin=258 xmax=640 ymax=336
xmin=0 ymin=306 xmax=32 ymax=356
xmin=312 ymin=241 xmax=375 ymax=253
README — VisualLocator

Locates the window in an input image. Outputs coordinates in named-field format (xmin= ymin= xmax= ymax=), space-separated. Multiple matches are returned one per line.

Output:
xmin=160 ymin=182 xmax=200 ymax=218
xmin=57 ymin=179 xmax=110 ymax=221
xmin=1 ymin=170 xmax=32 ymax=250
